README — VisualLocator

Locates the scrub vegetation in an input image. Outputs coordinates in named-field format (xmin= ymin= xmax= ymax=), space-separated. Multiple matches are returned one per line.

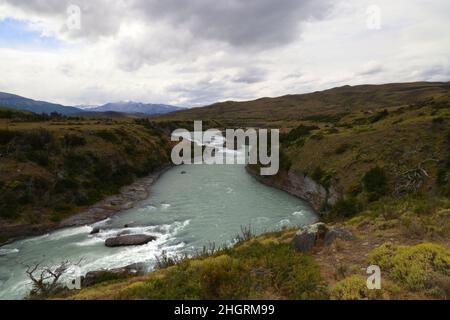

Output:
xmin=2 ymin=82 xmax=449 ymax=300
xmin=0 ymin=108 xmax=173 ymax=242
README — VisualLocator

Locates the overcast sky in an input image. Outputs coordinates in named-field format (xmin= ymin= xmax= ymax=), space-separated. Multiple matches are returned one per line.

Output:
xmin=0 ymin=0 xmax=449 ymax=107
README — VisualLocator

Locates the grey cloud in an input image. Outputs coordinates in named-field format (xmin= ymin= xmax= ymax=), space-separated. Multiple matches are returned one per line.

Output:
xmin=134 ymin=0 xmax=334 ymax=48
xmin=232 ymin=67 xmax=267 ymax=84
xmin=419 ymin=64 xmax=450 ymax=80
xmin=4 ymin=0 xmax=334 ymax=47
xmin=357 ymin=62 xmax=384 ymax=76
xmin=1 ymin=0 xmax=126 ymax=39
xmin=3 ymin=0 xmax=335 ymax=71
xmin=167 ymin=75 xmax=256 ymax=106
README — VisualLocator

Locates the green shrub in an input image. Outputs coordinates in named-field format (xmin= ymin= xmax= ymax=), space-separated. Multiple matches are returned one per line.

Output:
xmin=53 ymin=203 xmax=74 ymax=213
xmin=370 ymin=109 xmax=389 ymax=123
xmin=63 ymin=134 xmax=86 ymax=148
xmin=311 ymin=167 xmax=325 ymax=182
xmin=331 ymin=198 xmax=361 ymax=217
xmin=281 ymin=125 xmax=318 ymax=143
xmin=363 ymin=166 xmax=388 ymax=199
xmin=54 ymin=178 xmax=79 ymax=193
xmin=20 ymin=129 xmax=54 ymax=150
xmin=26 ymin=150 xmax=51 ymax=167
xmin=0 ymin=129 xmax=17 ymax=144
xmin=94 ymin=130 xmax=120 ymax=144
xmin=64 ymin=152 xmax=89 ymax=175
xmin=279 ymin=149 xmax=292 ymax=171
xmin=0 ymin=192 xmax=20 ymax=219
xmin=235 ymin=242 xmax=323 ymax=299
xmin=335 ymin=143 xmax=352 ymax=155
xmin=116 ymin=242 xmax=324 ymax=300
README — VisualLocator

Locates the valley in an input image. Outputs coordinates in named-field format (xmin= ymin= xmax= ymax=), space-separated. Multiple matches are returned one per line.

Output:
xmin=0 ymin=82 xmax=449 ymax=300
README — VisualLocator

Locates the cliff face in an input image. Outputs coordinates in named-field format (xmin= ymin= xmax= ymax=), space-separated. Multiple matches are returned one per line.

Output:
xmin=246 ymin=166 xmax=340 ymax=212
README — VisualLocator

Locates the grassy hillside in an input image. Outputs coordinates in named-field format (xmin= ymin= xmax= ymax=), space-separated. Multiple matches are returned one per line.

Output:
xmin=0 ymin=108 xmax=174 ymax=243
xmin=6 ymin=81 xmax=450 ymax=300
xmin=59 ymin=214 xmax=450 ymax=300
xmin=156 ymin=82 xmax=450 ymax=127
xmin=157 ymin=82 xmax=450 ymax=215
xmin=65 ymin=81 xmax=448 ymax=301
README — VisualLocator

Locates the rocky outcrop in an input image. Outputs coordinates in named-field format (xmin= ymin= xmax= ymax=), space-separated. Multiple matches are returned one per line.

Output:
xmin=292 ymin=223 xmax=328 ymax=253
xmin=292 ymin=223 xmax=355 ymax=253
xmin=246 ymin=166 xmax=340 ymax=212
xmin=105 ymin=234 xmax=157 ymax=247
xmin=81 ymin=263 xmax=147 ymax=287
xmin=323 ymin=228 xmax=355 ymax=246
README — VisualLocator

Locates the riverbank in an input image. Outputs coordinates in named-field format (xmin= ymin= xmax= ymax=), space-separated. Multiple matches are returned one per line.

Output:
xmin=245 ymin=165 xmax=339 ymax=212
xmin=0 ymin=166 xmax=172 ymax=246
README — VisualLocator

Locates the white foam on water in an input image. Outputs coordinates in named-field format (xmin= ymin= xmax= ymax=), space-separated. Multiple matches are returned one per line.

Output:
xmin=73 ymin=237 xmax=105 ymax=247
xmin=92 ymin=218 xmax=111 ymax=229
xmin=161 ymin=204 xmax=171 ymax=210
xmin=277 ymin=219 xmax=291 ymax=228
xmin=80 ymin=232 xmax=186 ymax=272
xmin=47 ymin=226 xmax=91 ymax=241
xmin=0 ymin=248 xmax=19 ymax=256
xmin=19 ymin=233 xmax=50 ymax=244
xmin=0 ymin=278 xmax=30 ymax=300
xmin=292 ymin=211 xmax=304 ymax=217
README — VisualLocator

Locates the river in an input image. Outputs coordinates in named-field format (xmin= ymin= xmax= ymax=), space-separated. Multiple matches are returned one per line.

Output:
xmin=0 ymin=133 xmax=317 ymax=300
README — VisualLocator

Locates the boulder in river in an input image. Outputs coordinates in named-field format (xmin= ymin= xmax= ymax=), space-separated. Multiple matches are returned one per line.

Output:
xmin=90 ymin=227 xmax=100 ymax=235
xmin=105 ymin=234 xmax=156 ymax=247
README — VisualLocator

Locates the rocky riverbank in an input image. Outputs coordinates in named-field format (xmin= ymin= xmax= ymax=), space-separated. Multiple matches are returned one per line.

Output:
xmin=0 ymin=166 xmax=172 ymax=246
xmin=245 ymin=165 xmax=340 ymax=212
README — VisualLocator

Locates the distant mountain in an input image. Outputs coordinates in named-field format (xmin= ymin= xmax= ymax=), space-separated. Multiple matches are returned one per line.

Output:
xmin=90 ymin=101 xmax=183 ymax=115
xmin=75 ymin=104 xmax=99 ymax=110
xmin=0 ymin=92 xmax=82 ymax=115
xmin=0 ymin=92 xmax=183 ymax=116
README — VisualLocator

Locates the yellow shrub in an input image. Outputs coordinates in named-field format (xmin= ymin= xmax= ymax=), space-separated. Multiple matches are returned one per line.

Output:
xmin=330 ymin=275 xmax=389 ymax=300
xmin=368 ymin=242 xmax=450 ymax=292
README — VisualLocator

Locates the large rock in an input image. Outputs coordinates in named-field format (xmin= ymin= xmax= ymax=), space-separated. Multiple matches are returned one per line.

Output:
xmin=323 ymin=228 xmax=355 ymax=246
xmin=105 ymin=234 xmax=156 ymax=247
xmin=90 ymin=227 xmax=100 ymax=235
xmin=292 ymin=223 xmax=328 ymax=253
xmin=292 ymin=223 xmax=354 ymax=253
xmin=81 ymin=263 xmax=147 ymax=287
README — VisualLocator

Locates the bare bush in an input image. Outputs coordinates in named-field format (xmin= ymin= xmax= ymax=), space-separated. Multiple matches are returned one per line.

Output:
xmin=24 ymin=259 xmax=82 ymax=299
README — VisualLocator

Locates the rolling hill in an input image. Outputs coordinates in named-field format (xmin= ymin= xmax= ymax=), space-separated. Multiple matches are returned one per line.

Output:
xmin=0 ymin=92 xmax=82 ymax=115
xmin=155 ymin=82 xmax=450 ymax=127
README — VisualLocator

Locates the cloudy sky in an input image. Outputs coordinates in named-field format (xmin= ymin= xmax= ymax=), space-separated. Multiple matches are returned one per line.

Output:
xmin=0 ymin=0 xmax=449 ymax=107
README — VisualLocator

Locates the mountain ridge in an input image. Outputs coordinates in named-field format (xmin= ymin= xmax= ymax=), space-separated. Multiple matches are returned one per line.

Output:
xmin=0 ymin=92 xmax=183 ymax=116
xmin=0 ymin=92 xmax=82 ymax=115
xmin=90 ymin=101 xmax=182 ymax=115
